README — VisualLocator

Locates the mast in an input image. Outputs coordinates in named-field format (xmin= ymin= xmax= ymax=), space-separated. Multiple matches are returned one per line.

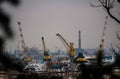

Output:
xmin=78 ymin=30 xmax=81 ymax=49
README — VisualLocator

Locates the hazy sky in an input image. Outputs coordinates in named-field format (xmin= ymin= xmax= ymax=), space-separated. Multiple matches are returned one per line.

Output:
xmin=2 ymin=0 xmax=120 ymax=51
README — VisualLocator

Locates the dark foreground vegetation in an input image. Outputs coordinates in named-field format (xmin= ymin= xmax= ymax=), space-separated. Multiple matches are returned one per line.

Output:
xmin=15 ymin=73 xmax=63 ymax=79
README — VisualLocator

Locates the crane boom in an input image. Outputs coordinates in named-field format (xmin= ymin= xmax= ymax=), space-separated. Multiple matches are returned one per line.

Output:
xmin=41 ymin=37 xmax=51 ymax=61
xmin=41 ymin=37 xmax=46 ymax=52
xmin=56 ymin=33 xmax=70 ymax=51
xmin=56 ymin=33 xmax=75 ymax=57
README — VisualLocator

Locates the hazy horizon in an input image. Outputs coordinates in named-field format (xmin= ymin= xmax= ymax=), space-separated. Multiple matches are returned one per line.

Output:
xmin=2 ymin=0 xmax=120 ymax=52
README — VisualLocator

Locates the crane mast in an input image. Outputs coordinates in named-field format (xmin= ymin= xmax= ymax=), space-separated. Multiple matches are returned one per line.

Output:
xmin=41 ymin=37 xmax=51 ymax=61
xmin=17 ymin=21 xmax=31 ymax=62
xmin=97 ymin=16 xmax=108 ymax=66
xmin=100 ymin=16 xmax=108 ymax=50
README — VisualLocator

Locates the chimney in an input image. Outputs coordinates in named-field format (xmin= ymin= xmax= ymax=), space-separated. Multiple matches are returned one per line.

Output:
xmin=78 ymin=30 xmax=81 ymax=49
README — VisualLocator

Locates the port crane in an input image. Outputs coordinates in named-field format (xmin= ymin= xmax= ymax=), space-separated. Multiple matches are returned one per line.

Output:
xmin=17 ymin=21 xmax=31 ymax=63
xmin=56 ymin=33 xmax=87 ymax=78
xmin=41 ymin=37 xmax=51 ymax=61
xmin=56 ymin=33 xmax=76 ymax=59
xmin=57 ymin=33 xmax=87 ymax=62
xmin=96 ymin=16 xmax=108 ymax=66
xmin=56 ymin=33 xmax=86 ymax=63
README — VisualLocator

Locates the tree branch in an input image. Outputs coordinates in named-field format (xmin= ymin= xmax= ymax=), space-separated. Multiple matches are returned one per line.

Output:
xmin=89 ymin=2 xmax=103 ymax=7
xmin=99 ymin=0 xmax=104 ymax=4
xmin=116 ymin=45 xmax=120 ymax=51
xmin=106 ymin=8 xmax=120 ymax=24
xmin=90 ymin=0 xmax=120 ymax=24
xmin=117 ymin=32 xmax=120 ymax=41
xmin=118 ymin=0 xmax=120 ymax=3
xmin=99 ymin=0 xmax=106 ymax=7
xmin=105 ymin=0 xmax=108 ymax=7
xmin=110 ymin=44 xmax=118 ymax=55
xmin=97 ymin=0 xmax=120 ymax=24
xmin=110 ymin=0 xmax=115 ymax=8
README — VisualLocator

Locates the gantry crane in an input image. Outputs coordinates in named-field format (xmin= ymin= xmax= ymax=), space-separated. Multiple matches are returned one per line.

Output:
xmin=41 ymin=37 xmax=51 ymax=61
xmin=17 ymin=21 xmax=31 ymax=63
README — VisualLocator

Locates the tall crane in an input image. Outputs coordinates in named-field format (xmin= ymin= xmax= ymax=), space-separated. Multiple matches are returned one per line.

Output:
xmin=41 ymin=37 xmax=51 ymax=61
xmin=100 ymin=16 xmax=108 ymax=50
xmin=17 ymin=21 xmax=31 ymax=63
xmin=97 ymin=16 xmax=108 ymax=66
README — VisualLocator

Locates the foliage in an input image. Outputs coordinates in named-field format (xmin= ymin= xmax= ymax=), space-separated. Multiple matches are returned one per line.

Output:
xmin=0 ymin=0 xmax=25 ymax=71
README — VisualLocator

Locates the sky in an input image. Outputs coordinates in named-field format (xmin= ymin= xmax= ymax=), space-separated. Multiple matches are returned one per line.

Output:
xmin=2 ymin=0 xmax=120 ymax=52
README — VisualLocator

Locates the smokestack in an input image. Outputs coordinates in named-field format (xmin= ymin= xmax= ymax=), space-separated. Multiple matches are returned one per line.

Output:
xmin=78 ymin=30 xmax=81 ymax=49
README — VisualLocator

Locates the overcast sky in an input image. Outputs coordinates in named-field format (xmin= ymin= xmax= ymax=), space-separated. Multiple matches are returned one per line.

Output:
xmin=2 ymin=0 xmax=120 ymax=51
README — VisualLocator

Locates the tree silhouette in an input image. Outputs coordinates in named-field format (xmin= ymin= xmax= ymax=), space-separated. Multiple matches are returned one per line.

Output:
xmin=111 ymin=32 xmax=120 ymax=66
xmin=90 ymin=0 xmax=120 ymax=24
xmin=0 ymin=0 xmax=25 ymax=71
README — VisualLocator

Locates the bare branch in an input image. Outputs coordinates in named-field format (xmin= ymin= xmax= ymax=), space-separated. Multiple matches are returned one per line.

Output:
xmin=99 ymin=0 xmax=104 ymax=4
xmin=99 ymin=0 xmax=106 ymax=7
xmin=116 ymin=45 xmax=120 ymax=54
xmin=89 ymin=2 xmax=102 ymax=7
xmin=116 ymin=45 xmax=120 ymax=50
xmin=106 ymin=9 xmax=120 ymax=24
xmin=108 ymin=0 xmax=110 ymax=7
xmin=118 ymin=0 xmax=120 ymax=3
xmin=90 ymin=0 xmax=114 ymax=9
xmin=110 ymin=44 xmax=117 ymax=53
xmin=110 ymin=44 xmax=120 ymax=57
xmin=116 ymin=32 xmax=120 ymax=41
xmin=90 ymin=0 xmax=120 ymax=24
xmin=105 ymin=0 xmax=108 ymax=7
xmin=107 ymin=0 xmax=114 ymax=8
xmin=110 ymin=0 xmax=115 ymax=8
